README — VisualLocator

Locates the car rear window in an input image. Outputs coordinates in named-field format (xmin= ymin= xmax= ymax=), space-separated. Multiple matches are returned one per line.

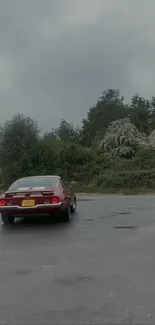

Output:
xmin=9 ymin=177 xmax=59 ymax=189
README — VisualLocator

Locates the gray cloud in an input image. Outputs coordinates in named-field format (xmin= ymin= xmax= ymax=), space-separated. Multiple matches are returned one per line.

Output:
xmin=0 ymin=0 xmax=155 ymax=131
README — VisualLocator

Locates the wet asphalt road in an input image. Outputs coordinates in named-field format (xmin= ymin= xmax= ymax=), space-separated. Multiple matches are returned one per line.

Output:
xmin=1 ymin=195 xmax=155 ymax=324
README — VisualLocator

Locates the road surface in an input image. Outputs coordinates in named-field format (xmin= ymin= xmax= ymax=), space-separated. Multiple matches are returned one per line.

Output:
xmin=0 ymin=195 xmax=155 ymax=324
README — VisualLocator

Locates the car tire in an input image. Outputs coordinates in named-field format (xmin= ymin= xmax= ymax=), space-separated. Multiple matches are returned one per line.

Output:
xmin=71 ymin=197 xmax=77 ymax=213
xmin=1 ymin=215 xmax=15 ymax=225
xmin=61 ymin=204 xmax=72 ymax=222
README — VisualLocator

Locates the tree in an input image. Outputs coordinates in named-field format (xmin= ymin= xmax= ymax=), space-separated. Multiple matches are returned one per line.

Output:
xmin=81 ymin=89 xmax=128 ymax=147
xmin=129 ymin=94 xmax=155 ymax=134
xmin=101 ymin=117 xmax=148 ymax=158
xmin=50 ymin=119 xmax=81 ymax=143
xmin=0 ymin=113 xmax=40 ymax=184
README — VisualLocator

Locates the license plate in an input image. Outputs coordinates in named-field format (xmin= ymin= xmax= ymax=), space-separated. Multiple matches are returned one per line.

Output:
xmin=21 ymin=199 xmax=35 ymax=207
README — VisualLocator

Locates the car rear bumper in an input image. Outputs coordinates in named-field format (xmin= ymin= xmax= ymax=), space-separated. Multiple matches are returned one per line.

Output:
xmin=0 ymin=202 xmax=63 ymax=217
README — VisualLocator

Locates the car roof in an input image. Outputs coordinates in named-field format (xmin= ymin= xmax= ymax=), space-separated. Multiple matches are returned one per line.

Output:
xmin=16 ymin=175 xmax=61 ymax=180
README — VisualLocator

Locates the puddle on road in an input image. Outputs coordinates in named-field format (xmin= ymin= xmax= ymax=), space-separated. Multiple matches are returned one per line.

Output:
xmin=14 ymin=269 xmax=33 ymax=276
xmin=114 ymin=225 xmax=138 ymax=230
xmin=55 ymin=275 xmax=95 ymax=286
xmin=100 ymin=212 xmax=131 ymax=220
xmin=119 ymin=212 xmax=131 ymax=215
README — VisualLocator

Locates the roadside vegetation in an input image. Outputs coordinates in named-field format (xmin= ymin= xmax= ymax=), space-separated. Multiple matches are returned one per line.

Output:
xmin=1 ymin=89 xmax=155 ymax=193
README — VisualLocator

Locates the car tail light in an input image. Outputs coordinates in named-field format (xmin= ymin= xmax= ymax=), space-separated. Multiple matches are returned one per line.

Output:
xmin=0 ymin=199 xmax=6 ymax=206
xmin=51 ymin=196 xmax=60 ymax=204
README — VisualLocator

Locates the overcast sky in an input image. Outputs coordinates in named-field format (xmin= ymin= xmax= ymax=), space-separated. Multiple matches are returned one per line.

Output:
xmin=0 ymin=0 xmax=155 ymax=131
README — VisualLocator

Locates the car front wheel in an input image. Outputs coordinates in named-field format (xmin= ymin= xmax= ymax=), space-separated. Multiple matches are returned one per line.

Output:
xmin=1 ymin=215 xmax=15 ymax=225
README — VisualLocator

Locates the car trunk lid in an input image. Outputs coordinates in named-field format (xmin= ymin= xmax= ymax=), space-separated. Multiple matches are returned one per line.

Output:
xmin=4 ymin=186 xmax=56 ymax=197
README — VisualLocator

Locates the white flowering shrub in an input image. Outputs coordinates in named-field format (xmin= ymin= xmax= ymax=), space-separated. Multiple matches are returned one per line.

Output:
xmin=99 ymin=118 xmax=148 ymax=157
xmin=148 ymin=129 xmax=155 ymax=149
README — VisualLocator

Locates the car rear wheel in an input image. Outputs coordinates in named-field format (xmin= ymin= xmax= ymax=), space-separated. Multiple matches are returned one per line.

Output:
xmin=1 ymin=215 xmax=15 ymax=225
xmin=61 ymin=204 xmax=72 ymax=222
xmin=71 ymin=197 xmax=77 ymax=213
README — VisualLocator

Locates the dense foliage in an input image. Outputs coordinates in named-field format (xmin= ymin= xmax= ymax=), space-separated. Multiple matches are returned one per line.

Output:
xmin=1 ymin=89 xmax=155 ymax=193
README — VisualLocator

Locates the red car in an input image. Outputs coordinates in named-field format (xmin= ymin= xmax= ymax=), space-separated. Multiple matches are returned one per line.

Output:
xmin=0 ymin=175 xmax=77 ymax=225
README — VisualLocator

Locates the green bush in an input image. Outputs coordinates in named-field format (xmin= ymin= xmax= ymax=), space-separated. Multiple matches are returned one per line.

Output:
xmin=96 ymin=170 xmax=155 ymax=189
